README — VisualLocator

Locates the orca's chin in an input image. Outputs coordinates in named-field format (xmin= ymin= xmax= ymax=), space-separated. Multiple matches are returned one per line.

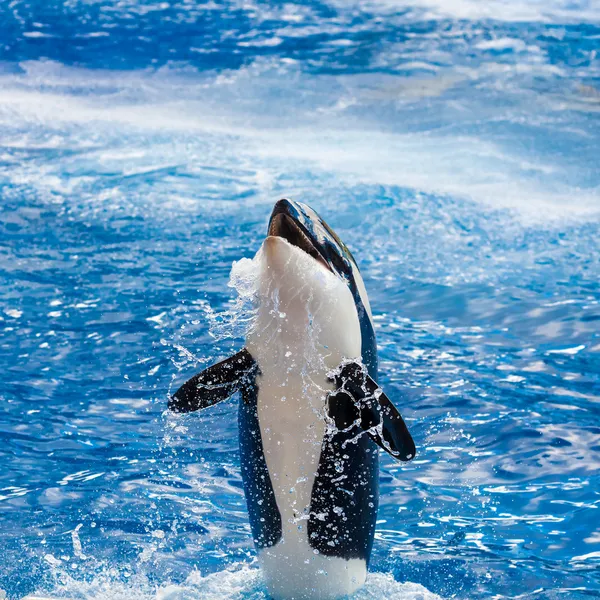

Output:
xmin=268 ymin=212 xmax=331 ymax=272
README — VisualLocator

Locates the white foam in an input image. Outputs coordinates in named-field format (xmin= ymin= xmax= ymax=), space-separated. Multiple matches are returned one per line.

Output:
xmin=347 ymin=0 xmax=600 ymax=23
xmin=22 ymin=565 xmax=441 ymax=600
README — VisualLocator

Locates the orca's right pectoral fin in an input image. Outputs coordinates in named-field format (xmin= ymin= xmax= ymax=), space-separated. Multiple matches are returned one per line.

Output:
xmin=169 ymin=348 xmax=257 ymax=413
xmin=329 ymin=361 xmax=416 ymax=462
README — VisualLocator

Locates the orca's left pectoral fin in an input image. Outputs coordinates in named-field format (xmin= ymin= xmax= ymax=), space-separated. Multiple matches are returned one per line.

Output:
xmin=328 ymin=362 xmax=416 ymax=462
xmin=169 ymin=348 xmax=257 ymax=413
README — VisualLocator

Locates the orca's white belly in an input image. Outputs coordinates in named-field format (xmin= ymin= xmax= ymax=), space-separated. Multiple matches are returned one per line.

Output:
xmin=245 ymin=236 xmax=365 ymax=599
xmin=255 ymin=361 xmax=367 ymax=599
xmin=254 ymin=361 xmax=367 ymax=600
xmin=259 ymin=544 xmax=367 ymax=600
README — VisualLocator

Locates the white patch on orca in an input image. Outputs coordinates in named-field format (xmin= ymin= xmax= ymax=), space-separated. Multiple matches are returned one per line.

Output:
xmin=244 ymin=236 xmax=366 ymax=599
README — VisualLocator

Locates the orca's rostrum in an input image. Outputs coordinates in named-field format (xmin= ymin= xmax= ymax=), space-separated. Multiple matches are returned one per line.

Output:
xmin=169 ymin=199 xmax=415 ymax=600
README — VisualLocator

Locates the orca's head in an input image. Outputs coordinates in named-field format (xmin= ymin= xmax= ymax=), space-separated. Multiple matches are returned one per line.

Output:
xmin=267 ymin=198 xmax=372 ymax=320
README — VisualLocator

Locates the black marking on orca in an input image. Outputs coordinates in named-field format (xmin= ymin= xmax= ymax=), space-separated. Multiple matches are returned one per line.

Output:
xmin=169 ymin=349 xmax=256 ymax=413
xmin=308 ymin=422 xmax=380 ymax=562
xmin=356 ymin=299 xmax=377 ymax=378
xmin=239 ymin=376 xmax=283 ymax=549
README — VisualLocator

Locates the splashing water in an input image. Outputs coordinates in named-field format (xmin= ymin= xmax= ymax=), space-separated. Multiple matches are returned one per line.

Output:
xmin=203 ymin=256 xmax=262 ymax=343
xmin=19 ymin=565 xmax=440 ymax=600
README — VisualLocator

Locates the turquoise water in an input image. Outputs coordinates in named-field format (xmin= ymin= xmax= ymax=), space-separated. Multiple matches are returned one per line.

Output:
xmin=1 ymin=0 xmax=599 ymax=598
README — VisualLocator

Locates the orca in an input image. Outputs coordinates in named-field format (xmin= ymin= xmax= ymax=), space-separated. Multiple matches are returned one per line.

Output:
xmin=170 ymin=199 xmax=415 ymax=600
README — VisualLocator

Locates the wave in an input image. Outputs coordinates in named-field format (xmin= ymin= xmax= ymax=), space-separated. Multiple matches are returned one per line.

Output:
xmin=0 ymin=59 xmax=598 ymax=224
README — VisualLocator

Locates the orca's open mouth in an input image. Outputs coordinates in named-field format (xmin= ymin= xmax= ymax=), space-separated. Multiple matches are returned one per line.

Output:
xmin=268 ymin=203 xmax=332 ymax=272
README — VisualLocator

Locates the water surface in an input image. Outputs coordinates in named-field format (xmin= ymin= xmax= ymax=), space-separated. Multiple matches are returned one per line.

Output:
xmin=1 ymin=0 xmax=599 ymax=598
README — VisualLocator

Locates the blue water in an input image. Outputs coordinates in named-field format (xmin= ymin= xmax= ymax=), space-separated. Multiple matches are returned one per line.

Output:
xmin=1 ymin=0 xmax=600 ymax=598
